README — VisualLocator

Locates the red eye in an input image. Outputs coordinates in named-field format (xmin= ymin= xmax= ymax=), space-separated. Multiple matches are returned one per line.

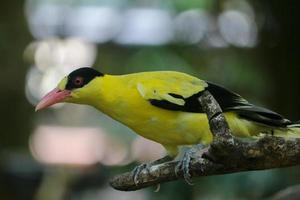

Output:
xmin=73 ymin=76 xmax=84 ymax=86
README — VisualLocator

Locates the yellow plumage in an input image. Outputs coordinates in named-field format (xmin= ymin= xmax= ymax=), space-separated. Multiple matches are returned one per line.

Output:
xmin=58 ymin=70 xmax=300 ymax=156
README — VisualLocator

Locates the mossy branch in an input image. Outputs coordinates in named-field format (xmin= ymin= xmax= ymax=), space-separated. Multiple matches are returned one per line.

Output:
xmin=109 ymin=91 xmax=300 ymax=191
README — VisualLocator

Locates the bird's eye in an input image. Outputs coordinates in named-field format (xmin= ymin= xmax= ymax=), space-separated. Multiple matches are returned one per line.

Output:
xmin=73 ymin=76 xmax=84 ymax=87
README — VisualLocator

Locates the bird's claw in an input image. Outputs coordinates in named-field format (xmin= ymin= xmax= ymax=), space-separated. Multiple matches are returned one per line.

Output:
xmin=132 ymin=156 xmax=173 ymax=185
xmin=175 ymin=144 xmax=205 ymax=185
xmin=175 ymin=150 xmax=195 ymax=185
xmin=132 ymin=163 xmax=150 ymax=185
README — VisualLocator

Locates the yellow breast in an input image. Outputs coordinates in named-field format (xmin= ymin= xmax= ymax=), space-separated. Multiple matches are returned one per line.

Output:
xmin=88 ymin=73 xmax=265 ymax=155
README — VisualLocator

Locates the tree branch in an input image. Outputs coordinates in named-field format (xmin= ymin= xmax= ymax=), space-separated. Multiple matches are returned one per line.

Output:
xmin=109 ymin=91 xmax=300 ymax=191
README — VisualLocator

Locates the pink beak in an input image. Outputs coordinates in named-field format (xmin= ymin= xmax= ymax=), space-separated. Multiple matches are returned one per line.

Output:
xmin=35 ymin=88 xmax=71 ymax=111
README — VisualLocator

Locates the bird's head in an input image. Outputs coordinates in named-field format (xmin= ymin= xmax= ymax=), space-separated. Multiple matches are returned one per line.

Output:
xmin=35 ymin=67 xmax=104 ymax=111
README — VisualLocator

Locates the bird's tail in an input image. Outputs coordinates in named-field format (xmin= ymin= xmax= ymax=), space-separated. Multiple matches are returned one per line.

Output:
xmin=276 ymin=122 xmax=300 ymax=138
xmin=287 ymin=121 xmax=300 ymax=128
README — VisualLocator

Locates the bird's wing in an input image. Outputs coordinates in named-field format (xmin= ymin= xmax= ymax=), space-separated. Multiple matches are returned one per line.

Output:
xmin=206 ymin=82 xmax=292 ymax=127
xmin=138 ymin=76 xmax=291 ymax=127
xmin=136 ymin=71 xmax=208 ymax=108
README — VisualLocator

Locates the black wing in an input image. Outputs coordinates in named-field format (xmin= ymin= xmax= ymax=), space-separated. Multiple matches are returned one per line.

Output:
xmin=149 ymin=82 xmax=292 ymax=127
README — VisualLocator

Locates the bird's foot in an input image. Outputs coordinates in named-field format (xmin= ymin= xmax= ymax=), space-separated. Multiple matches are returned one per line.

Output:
xmin=132 ymin=163 xmax=151 ymax=185
xmin=175 ymin=144 xmax=205 ymax=185
xmin=132 ymin=155 xmax=172 ymax=185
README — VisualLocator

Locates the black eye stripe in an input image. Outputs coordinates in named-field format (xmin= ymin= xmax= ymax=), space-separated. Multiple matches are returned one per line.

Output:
xmin=65 ymin=67 xmax=103 ymax=90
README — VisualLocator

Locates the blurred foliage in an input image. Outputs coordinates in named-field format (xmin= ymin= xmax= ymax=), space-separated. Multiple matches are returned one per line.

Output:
xmin=1 ymin=0 xmax=300 ymax=199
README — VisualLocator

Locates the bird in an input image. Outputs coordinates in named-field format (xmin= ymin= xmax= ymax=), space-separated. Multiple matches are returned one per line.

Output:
xmin=36 ymin=67 xmax=300 ymax=184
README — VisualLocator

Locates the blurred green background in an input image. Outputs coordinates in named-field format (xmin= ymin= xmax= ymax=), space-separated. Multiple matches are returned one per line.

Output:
xmin=1 ymin=0 xmax=300 ymax=199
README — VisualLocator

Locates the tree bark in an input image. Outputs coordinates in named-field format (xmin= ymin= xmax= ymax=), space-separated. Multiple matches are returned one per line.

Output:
xmin=109 ymin=91 xmax=300 ymax=191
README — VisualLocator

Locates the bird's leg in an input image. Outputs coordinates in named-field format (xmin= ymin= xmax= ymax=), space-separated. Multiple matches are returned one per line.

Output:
xmin=132 ymin=155 xmax=173 ymax=185
xmin=175 ymin=144 xmax=206 ymax=185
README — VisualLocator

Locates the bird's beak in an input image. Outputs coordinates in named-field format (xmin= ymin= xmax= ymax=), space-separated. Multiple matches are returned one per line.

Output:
xmin=35 ymin=88 xmax=71 ymax=111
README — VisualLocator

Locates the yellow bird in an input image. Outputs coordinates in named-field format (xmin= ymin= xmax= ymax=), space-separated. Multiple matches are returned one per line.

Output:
xmin=36 ymin=67 xmax=300 ymax=183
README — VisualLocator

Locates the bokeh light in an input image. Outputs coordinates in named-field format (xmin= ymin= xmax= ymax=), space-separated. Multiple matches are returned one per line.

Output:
xmin=24 ymin=37 xmax=97 ymax=105
xmin=218 ymin=10 xmax=257 ymax=47
xmin=174 ymin=10 xmax=210 ymax=44
xmin=131 ymin=137 xmax=166 ymax=163
xmin=115 ymin=8 xmax=174 ymax=45
xmin=30 ymin=126 xmax=105 ymax=165
xmin=65 ymin=6 xmax=122 ymax=43
xmin=3 ymin=0 xmax=299 ymax=199
xmin=30 ymin=126 xmax=129 ymax=166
